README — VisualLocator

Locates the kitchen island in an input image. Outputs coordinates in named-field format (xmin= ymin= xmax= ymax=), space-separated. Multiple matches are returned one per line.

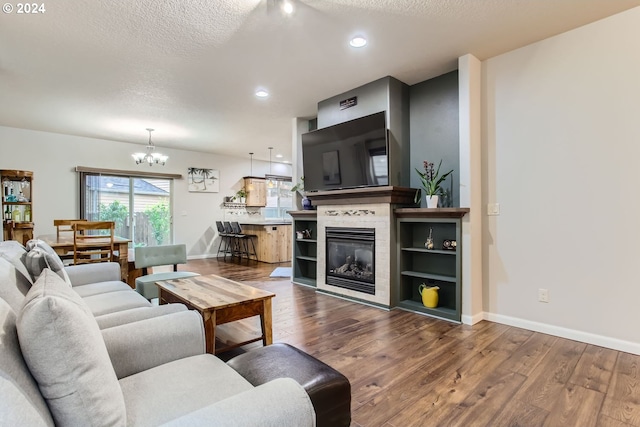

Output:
xmin=239 ymin=222 xmax=292 ymax=263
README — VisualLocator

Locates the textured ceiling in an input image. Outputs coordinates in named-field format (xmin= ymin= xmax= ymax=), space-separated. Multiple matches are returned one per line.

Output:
xmin=1 ymin=0 xmax=638 ymax=162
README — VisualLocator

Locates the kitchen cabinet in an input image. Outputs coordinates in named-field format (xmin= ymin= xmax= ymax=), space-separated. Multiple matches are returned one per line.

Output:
xmin=239 ymin=222 xmax=291 ymax=263
xmin=243 ymin=177 xmax=266 ymax=207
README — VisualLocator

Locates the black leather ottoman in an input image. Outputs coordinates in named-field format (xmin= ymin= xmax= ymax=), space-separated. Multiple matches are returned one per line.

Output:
xmin=226 ymin=343 xmax=351 ymax=427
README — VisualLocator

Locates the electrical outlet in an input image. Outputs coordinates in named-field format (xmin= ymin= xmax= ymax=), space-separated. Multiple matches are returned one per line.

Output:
xmin=538 ymin=288 xmax=549 ymax=303
xmin=487 ymin=203 xmax=500 ymax=216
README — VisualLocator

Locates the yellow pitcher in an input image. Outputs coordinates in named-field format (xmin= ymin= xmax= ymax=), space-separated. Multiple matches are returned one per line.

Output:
xmin=418 ymin=284 xmax=439 ymax=308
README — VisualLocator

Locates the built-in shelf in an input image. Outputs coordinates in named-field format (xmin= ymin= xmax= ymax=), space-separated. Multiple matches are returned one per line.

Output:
xmin=397 ymin=299 xmax=458 ymax=322
xmin=396 ymin=210 xmax=466 ymax=322
xmin=289 ymin=210 xmax=318 ymax=288
xmin=401 ymin=247 xmax=456 ymax=255
xmin=400 ymin=270 xmax=456 ymax=283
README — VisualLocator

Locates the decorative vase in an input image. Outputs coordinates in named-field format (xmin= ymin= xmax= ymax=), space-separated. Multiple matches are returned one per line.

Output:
xmin=426 ymin=195 xmax=438 ymax=208
xmin=425 ymin=227 xmax=434 ymax=250
xmin=419 ymin=284 xmax=439 ymax=308
xmin=302 ymin=197 xmax=312 ymax=210
xmin=240 ymin=197 xmax=246 ymax=204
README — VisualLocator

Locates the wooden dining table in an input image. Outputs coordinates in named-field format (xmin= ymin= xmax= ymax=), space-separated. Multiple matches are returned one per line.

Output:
xmin=37 ymin=234 xmax=131 ymax=284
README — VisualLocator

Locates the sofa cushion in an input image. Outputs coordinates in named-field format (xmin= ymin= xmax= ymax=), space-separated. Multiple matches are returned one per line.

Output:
xmin=0 ymin=240 xmax=33 ymax=289
xmin=119 ymin=354 xmax=254 ymax=426
xmin=16 ymin=269 xmax=126 ymax=427
xmin=82 ymin=289 xmax=151 ymax=316
xmin=0 ymin=297 xmax=54 ymax=427
xmin=73 ymin=280 xmax=133 ymax=298
xmin=24 ymin=239 xmax=71 ymax=285
xmin=0 ymin=257 xmax=31 ymax=312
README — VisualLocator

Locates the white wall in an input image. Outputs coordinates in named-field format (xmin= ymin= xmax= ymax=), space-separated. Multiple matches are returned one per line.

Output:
xmin=0 ymin=126 xmax=291 ymax=257
xmin=482 ymin=7 xmax=640 ymax=353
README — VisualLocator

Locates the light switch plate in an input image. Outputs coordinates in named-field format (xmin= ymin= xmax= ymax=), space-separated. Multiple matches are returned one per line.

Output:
xmin=487 ymin=203 xmax=500 ymax=216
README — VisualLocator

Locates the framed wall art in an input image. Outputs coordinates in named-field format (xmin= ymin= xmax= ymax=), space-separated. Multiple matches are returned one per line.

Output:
xmin=187 ymin=167 xmax=219 ymax=193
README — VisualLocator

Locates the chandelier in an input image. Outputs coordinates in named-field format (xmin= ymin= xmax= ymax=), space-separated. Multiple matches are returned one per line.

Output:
xmin=132 ymin=128 xmax=168 ymax=166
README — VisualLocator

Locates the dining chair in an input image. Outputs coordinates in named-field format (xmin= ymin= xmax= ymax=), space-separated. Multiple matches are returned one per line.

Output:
xmin=53 ymin=219 xmax=88 ymax=263
xmin=54 ymin=219 xmax=88 ymax=239
xmin=72 ymin=221 xmax=115 ymax=265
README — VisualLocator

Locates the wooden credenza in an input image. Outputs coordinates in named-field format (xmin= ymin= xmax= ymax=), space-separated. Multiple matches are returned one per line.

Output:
xmin=239 ymin=223 xmax=291 ymax=263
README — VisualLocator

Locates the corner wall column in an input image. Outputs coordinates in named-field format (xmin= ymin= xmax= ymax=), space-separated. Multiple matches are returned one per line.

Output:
xmin=459 ymin=54 xmax=484 ymax=324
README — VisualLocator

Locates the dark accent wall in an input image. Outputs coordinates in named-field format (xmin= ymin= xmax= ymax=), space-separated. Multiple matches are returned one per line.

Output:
xmin=409 ymin=70 xmax=459 ymax=207
xmin=316 ymin=76 xmax=410 ymax=187
xmin=309 ymin=72 xmax=459 ymax=201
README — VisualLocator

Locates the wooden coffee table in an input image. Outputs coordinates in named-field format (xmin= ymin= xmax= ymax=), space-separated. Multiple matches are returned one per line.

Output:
xmin=156 ymin=274 xmax=275 ymax=355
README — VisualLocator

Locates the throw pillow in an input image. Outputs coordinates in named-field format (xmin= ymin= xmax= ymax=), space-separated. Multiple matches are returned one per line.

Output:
xmin=0 ymin=257 xmax=31 ymax=312
xmin=0 ymin=240 xmax=33 ymax=288
xmin=16 ymin=269 xmax=126 ymax=427
xmin=24 ymin=239 xmax=71 ymax=285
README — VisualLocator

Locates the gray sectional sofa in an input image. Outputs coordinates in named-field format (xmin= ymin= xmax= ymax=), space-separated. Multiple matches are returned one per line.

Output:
xmin=0 ymin=240 xmax=316 ymax=426
xmin=0 ymin=240 xmax=186 ymax=328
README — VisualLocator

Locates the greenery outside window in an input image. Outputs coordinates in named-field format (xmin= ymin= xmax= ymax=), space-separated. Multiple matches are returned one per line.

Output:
xmin=77 ymin=167 xmax=180 ymax=247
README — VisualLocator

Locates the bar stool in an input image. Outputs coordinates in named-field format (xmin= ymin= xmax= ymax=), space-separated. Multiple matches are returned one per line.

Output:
xmin=216 ymin=221 xmax=233 ymax=259
xmin=223 ymin=221 xmax=240 ymax=258
xmin=231 ymin=221 xmax=258 ymax=261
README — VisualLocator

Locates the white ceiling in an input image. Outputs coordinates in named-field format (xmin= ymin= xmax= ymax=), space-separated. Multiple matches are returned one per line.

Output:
xmin=1 ymin=0 xmax=638 ymax=163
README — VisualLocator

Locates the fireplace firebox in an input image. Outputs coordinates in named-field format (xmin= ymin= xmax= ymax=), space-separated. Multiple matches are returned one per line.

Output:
xmin=326 ymin=227 xmax=375 ymax=295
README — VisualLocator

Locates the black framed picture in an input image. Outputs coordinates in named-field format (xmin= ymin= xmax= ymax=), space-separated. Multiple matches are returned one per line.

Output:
xmin=322 ymin=150 xmax=341 ymax=185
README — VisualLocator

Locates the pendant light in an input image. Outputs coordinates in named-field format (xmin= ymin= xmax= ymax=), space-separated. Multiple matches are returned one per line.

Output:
xmin=132 ymin=128 xmax=168 ymax=166
xmin=247 ymin=152 xmax=255 ymax=191
xmin=267 ymin=147 xmax=275 ymax=188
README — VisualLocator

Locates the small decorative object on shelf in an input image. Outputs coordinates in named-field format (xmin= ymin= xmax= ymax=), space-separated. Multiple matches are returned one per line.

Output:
xmin=442 ymin=239 xmax=456 ymax=251
xmin=419 ymin=284 xmax=439 ymax=308
xmin=235 ymin=187 xmax=248 ymax=204
xmin=301 ymin=229 xmax=312 ymax=239
xmin=425 ymin=227 xmax=434 ymax=250
xmin=414 ymin=159 xmax=453 ymax=208
xmin=291 ymin=177 xmax=313 ymax=210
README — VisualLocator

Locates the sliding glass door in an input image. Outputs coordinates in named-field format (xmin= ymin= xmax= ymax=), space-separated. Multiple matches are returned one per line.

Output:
xmin=80 ymin=173 xmax=173 ymax=247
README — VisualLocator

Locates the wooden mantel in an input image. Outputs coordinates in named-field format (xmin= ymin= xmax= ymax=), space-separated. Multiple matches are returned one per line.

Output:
xmin=306 ymin=186 xmax=418 ymax=206
xmin=394 ymin=207 xmax=470 ymax=218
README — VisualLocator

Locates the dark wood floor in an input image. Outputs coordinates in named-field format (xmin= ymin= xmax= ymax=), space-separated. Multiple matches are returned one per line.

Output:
xmin=185 ymin=258 xmax=640 ymax=427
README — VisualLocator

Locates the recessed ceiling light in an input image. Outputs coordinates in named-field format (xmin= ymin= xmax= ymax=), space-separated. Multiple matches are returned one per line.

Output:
xmin=282 ymin=1 xmax=294 ymax=14
xmin=255 ymin=89 xmax=269 ymax=98
xmin=349 ymin=36 xmax=367 ymax=48
xmin=275 ymin=154 xmax=283 ymax=158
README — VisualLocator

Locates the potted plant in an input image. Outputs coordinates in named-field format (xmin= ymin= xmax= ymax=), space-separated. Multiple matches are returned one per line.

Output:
xmin=236 ymin=187 xmax=248 ymax=204
xmin=415 ymin=160 xmax=453 ymax=208
xmin=291 ymin=177 xmax=312 ymax=210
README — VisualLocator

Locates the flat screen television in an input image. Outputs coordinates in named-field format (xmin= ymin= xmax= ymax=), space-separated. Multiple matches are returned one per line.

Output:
xmin=301 ymin=111 xmax=388 ymax=192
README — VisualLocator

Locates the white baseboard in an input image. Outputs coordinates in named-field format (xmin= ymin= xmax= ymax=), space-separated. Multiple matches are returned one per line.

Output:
xmin=186 ymin=254 xmax=217 ymax=260
xmin=485 ymin=312 xmax=640 ymax=355
xmin=461 ymin=311 xmax=484 ymax=325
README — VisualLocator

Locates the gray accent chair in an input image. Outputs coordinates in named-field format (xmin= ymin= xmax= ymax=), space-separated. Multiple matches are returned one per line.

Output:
xmin=134 ymin=244 xmax=199 ymax=301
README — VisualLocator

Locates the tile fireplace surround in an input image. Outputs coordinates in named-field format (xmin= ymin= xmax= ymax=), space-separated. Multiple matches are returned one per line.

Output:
xmin=309 ymin=186 xmax=416 ymax=308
